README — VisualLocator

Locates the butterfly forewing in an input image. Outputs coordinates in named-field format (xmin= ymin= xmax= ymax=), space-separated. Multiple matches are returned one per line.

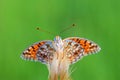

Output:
xmin=63 ymin=37 xmax=101 ymax=64
xmin=21 ymin=41 xmax=55 ymax=64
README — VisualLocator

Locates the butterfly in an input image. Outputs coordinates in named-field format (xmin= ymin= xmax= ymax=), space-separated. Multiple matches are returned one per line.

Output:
xmin=21 ymin=36 xmax=101 ymax=64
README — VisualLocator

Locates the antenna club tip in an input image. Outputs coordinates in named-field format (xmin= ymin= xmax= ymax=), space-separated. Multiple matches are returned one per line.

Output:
xmin=36 ymin=27 xmax=40 ymax=30
xmin=72 ymin=24 xmax=76 ymax=27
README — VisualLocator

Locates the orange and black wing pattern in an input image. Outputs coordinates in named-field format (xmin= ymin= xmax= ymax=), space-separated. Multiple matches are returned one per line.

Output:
xmin=21 ymin=41 xmax=55 ymax=64
xmin=21 ymin=41 xmax=46 ymax=61
xmin=63 ymin=37 xmax=101 ymax=64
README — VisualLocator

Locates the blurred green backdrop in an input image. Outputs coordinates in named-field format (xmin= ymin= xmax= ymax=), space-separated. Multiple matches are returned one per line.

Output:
xmin=0 ymin=0 xmax=120 ymax=80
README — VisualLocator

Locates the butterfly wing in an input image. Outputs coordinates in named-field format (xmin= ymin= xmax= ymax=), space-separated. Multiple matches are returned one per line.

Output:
xmin=63 ymin=37 xmax=101 ymax=64
xmin=21 ymin=40 xmax=55 ymax=64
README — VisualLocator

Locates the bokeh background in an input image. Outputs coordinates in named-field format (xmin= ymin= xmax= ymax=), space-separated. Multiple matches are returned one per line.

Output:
xmin=0 ymin=0 xmax=120 ymax=80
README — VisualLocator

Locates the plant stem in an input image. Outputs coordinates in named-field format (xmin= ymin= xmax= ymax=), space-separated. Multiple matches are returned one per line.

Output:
xmin=47 ymin=52 xmax=72 ymax=80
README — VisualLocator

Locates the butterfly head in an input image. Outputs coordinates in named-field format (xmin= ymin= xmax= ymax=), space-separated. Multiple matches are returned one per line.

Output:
xmin=53 ymin=36 xmax=63 ymax=51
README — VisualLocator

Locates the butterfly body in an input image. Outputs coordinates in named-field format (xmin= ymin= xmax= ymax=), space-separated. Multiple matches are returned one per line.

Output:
xmin=21 ymin=36 xmax=101 ymax=64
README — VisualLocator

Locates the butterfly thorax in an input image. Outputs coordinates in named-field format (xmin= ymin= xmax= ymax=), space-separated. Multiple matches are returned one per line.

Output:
xmin=53 ymin=36 xmax=64 ymax=53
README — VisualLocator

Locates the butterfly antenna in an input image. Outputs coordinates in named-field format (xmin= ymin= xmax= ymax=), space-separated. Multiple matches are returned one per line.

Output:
xmin=59 ymin=24 xmax=76 ymax=34
xmin=36 ymin=27 xmax=55 ymax=36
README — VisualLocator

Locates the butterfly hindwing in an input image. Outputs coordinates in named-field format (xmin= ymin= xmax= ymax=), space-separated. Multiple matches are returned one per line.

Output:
xmin=63 ymin=39 xmax=84 ymax=64
xmin=36 ymin=41 xmax=55 ymax=63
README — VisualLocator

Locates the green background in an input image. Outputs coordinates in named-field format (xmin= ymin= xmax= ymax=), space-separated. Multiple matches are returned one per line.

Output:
xmin=0 ymin=0 xmax=120 ymax=80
